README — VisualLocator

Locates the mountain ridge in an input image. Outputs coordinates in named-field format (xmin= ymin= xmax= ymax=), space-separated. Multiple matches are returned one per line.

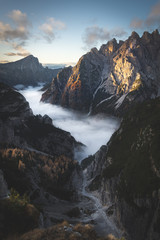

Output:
xmin=41 ymin=29 xmax=160 ymax=116
xmin=82 ymin=97 xmax=160 ymax=240
xmin=0 ymin=55 xmax=62 ymax=87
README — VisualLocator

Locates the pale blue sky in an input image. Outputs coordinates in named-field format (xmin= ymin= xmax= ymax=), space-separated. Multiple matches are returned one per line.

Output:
xmin=0 ymin=0 xmax=159 ymax=64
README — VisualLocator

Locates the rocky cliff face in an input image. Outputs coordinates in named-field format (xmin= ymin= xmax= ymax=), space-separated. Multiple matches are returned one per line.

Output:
xmin=0 ymin=83 xmax=83 ymax=238
xmin=42 ymin=48 xmax=105 ymax=112
xmin=83 ymin=97 xmax=160 ymax=240
xmin=0 ymin=82 xmax=79 ymax=158
xmin=42 ymin=30 xmax=160 ymax=116
xmin=0 ymin=55 xmax=61 ymax=87
xmin=41 ymin=66 xmax=73 ymax=106
xmin=0 ymin=82 xmax=33 ymax=119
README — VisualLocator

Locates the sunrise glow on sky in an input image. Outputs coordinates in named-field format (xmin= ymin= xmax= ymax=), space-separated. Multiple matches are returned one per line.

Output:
xmin=0 ymin=0 xmax=159 ymax=64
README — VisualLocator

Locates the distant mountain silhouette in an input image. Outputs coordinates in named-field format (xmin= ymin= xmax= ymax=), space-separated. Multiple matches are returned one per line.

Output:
xmin=0 ymin=55 xmax=61 ymax=87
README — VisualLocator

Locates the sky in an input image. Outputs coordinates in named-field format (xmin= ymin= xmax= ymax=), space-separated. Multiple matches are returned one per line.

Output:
xmin=0 ymin=0 xmax=160 ymax=64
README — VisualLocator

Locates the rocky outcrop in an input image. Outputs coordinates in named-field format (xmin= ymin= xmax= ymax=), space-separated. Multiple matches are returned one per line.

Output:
xmin=91 ymin=30 xmax=160 ymax=116
xmin=0 ymin=83 xmax=80 ymax=158
xmin=0 ymin=83 xmax=83 ymax=237
xmin=0 ymin=55 xmax=61 ymax=87
xmin=83 ymin=97 xmax=160 ymax=240
xmin=42 ymin=30 xmax=160 ymax=116
xmin=41 ymin=66 xmax=73 ymax=106
xmin=0 ymin=82 xmax=33 ymax=119
xmin=42 ymin=49 xmax=105 ymax=112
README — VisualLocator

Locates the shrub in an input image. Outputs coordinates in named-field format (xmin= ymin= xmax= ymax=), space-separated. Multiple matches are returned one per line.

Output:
xmin=0 ymin=189 xmax=39 ymax=239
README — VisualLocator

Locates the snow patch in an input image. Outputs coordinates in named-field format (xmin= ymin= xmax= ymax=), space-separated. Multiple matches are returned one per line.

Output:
xmin=115 ymin=93 xmax=128 ymax=109
xmin=101 ymin=62 xmax=110 ymax=80
xmin=96 ymin=95 xmax=116 ymax=108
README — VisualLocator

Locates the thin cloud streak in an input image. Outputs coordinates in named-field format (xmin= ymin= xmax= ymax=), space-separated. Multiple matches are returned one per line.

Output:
xmin=0 ymin=10 xmax=31 ymax=42
xmin=5 ymin=51 xmax=30 ymax=57
xmin=83 ymin=25 xmax=126 ymax=49
xmin=5 ymin=42 xmax=30 ymax=57
xmin=39 ymin=17 xmax=66 ymax=43
xmin=130 ymin=1 xmax=160 ymax=29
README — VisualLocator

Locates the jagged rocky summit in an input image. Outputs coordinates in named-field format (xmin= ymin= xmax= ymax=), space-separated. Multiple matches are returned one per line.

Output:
xmin=41 ymin=30 xmax=160 ymax=116
xmin=82 ymin=97 xmax=160 ymax=240
xmin=0 ymin=55 xmax=61 ymax=87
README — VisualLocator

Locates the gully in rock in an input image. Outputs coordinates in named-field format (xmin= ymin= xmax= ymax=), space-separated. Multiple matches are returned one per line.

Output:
xmin=82 ymin=169 xmax=121 ymax=238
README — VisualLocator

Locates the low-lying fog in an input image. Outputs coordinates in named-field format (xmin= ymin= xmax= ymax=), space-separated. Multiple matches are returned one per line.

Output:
xmin=20 ymin=86 xmax=120 ymax=160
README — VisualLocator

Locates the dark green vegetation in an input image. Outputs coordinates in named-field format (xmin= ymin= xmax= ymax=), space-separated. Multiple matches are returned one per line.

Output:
xmin=0 ymin=147 xmax=80 ymax=239
xmin=0 ymin=147 xmax=78 ymax=200
xmin=0 ymin=189 xmax=39 ymax=239
xmin=86 ymin=97 xmax=160 ymax=240
xmin=103 ymin=97 xmax=160 ymax=200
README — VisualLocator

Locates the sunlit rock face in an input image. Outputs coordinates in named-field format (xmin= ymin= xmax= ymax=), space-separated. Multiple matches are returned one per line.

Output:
xmin=41 ymin=66 xmax=73 ymax=106
xmin=42 ymin=30 xmax=160 ymax=116
xmin=42 ymin=48 xmax=104 ymax=112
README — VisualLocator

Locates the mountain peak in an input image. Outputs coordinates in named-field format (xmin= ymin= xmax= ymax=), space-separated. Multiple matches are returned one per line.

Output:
xmin=152 ymin=29 xmax=159 ymax=36
xmin=99 ymin=38 xmax=119 ymax=56
xmin=130 ymin=31 xmax=140 ymax=39
xmin=41 ymin=29 xmax=160 ymax=116
xmin=141 ymin=29 xmax=160 ymax=44
xmin=90 ymin=47 xmax=99 ymax=54
xmin=152 ymin=29 xmax=160 ymax=40
xmin=25 ymin=54 xmax=35 ymax=59
xmin=0 ymin=55 xmax=61 ymax=86
xmin=141 ymin=31 xmax=152 ymax=40
xmin=20 ymin=54 xmax=39 ymax=62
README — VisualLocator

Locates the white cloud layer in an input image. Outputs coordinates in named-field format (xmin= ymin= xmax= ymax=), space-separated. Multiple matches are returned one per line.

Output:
xmin=20 ymin=86 xmax=120 ymax=161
